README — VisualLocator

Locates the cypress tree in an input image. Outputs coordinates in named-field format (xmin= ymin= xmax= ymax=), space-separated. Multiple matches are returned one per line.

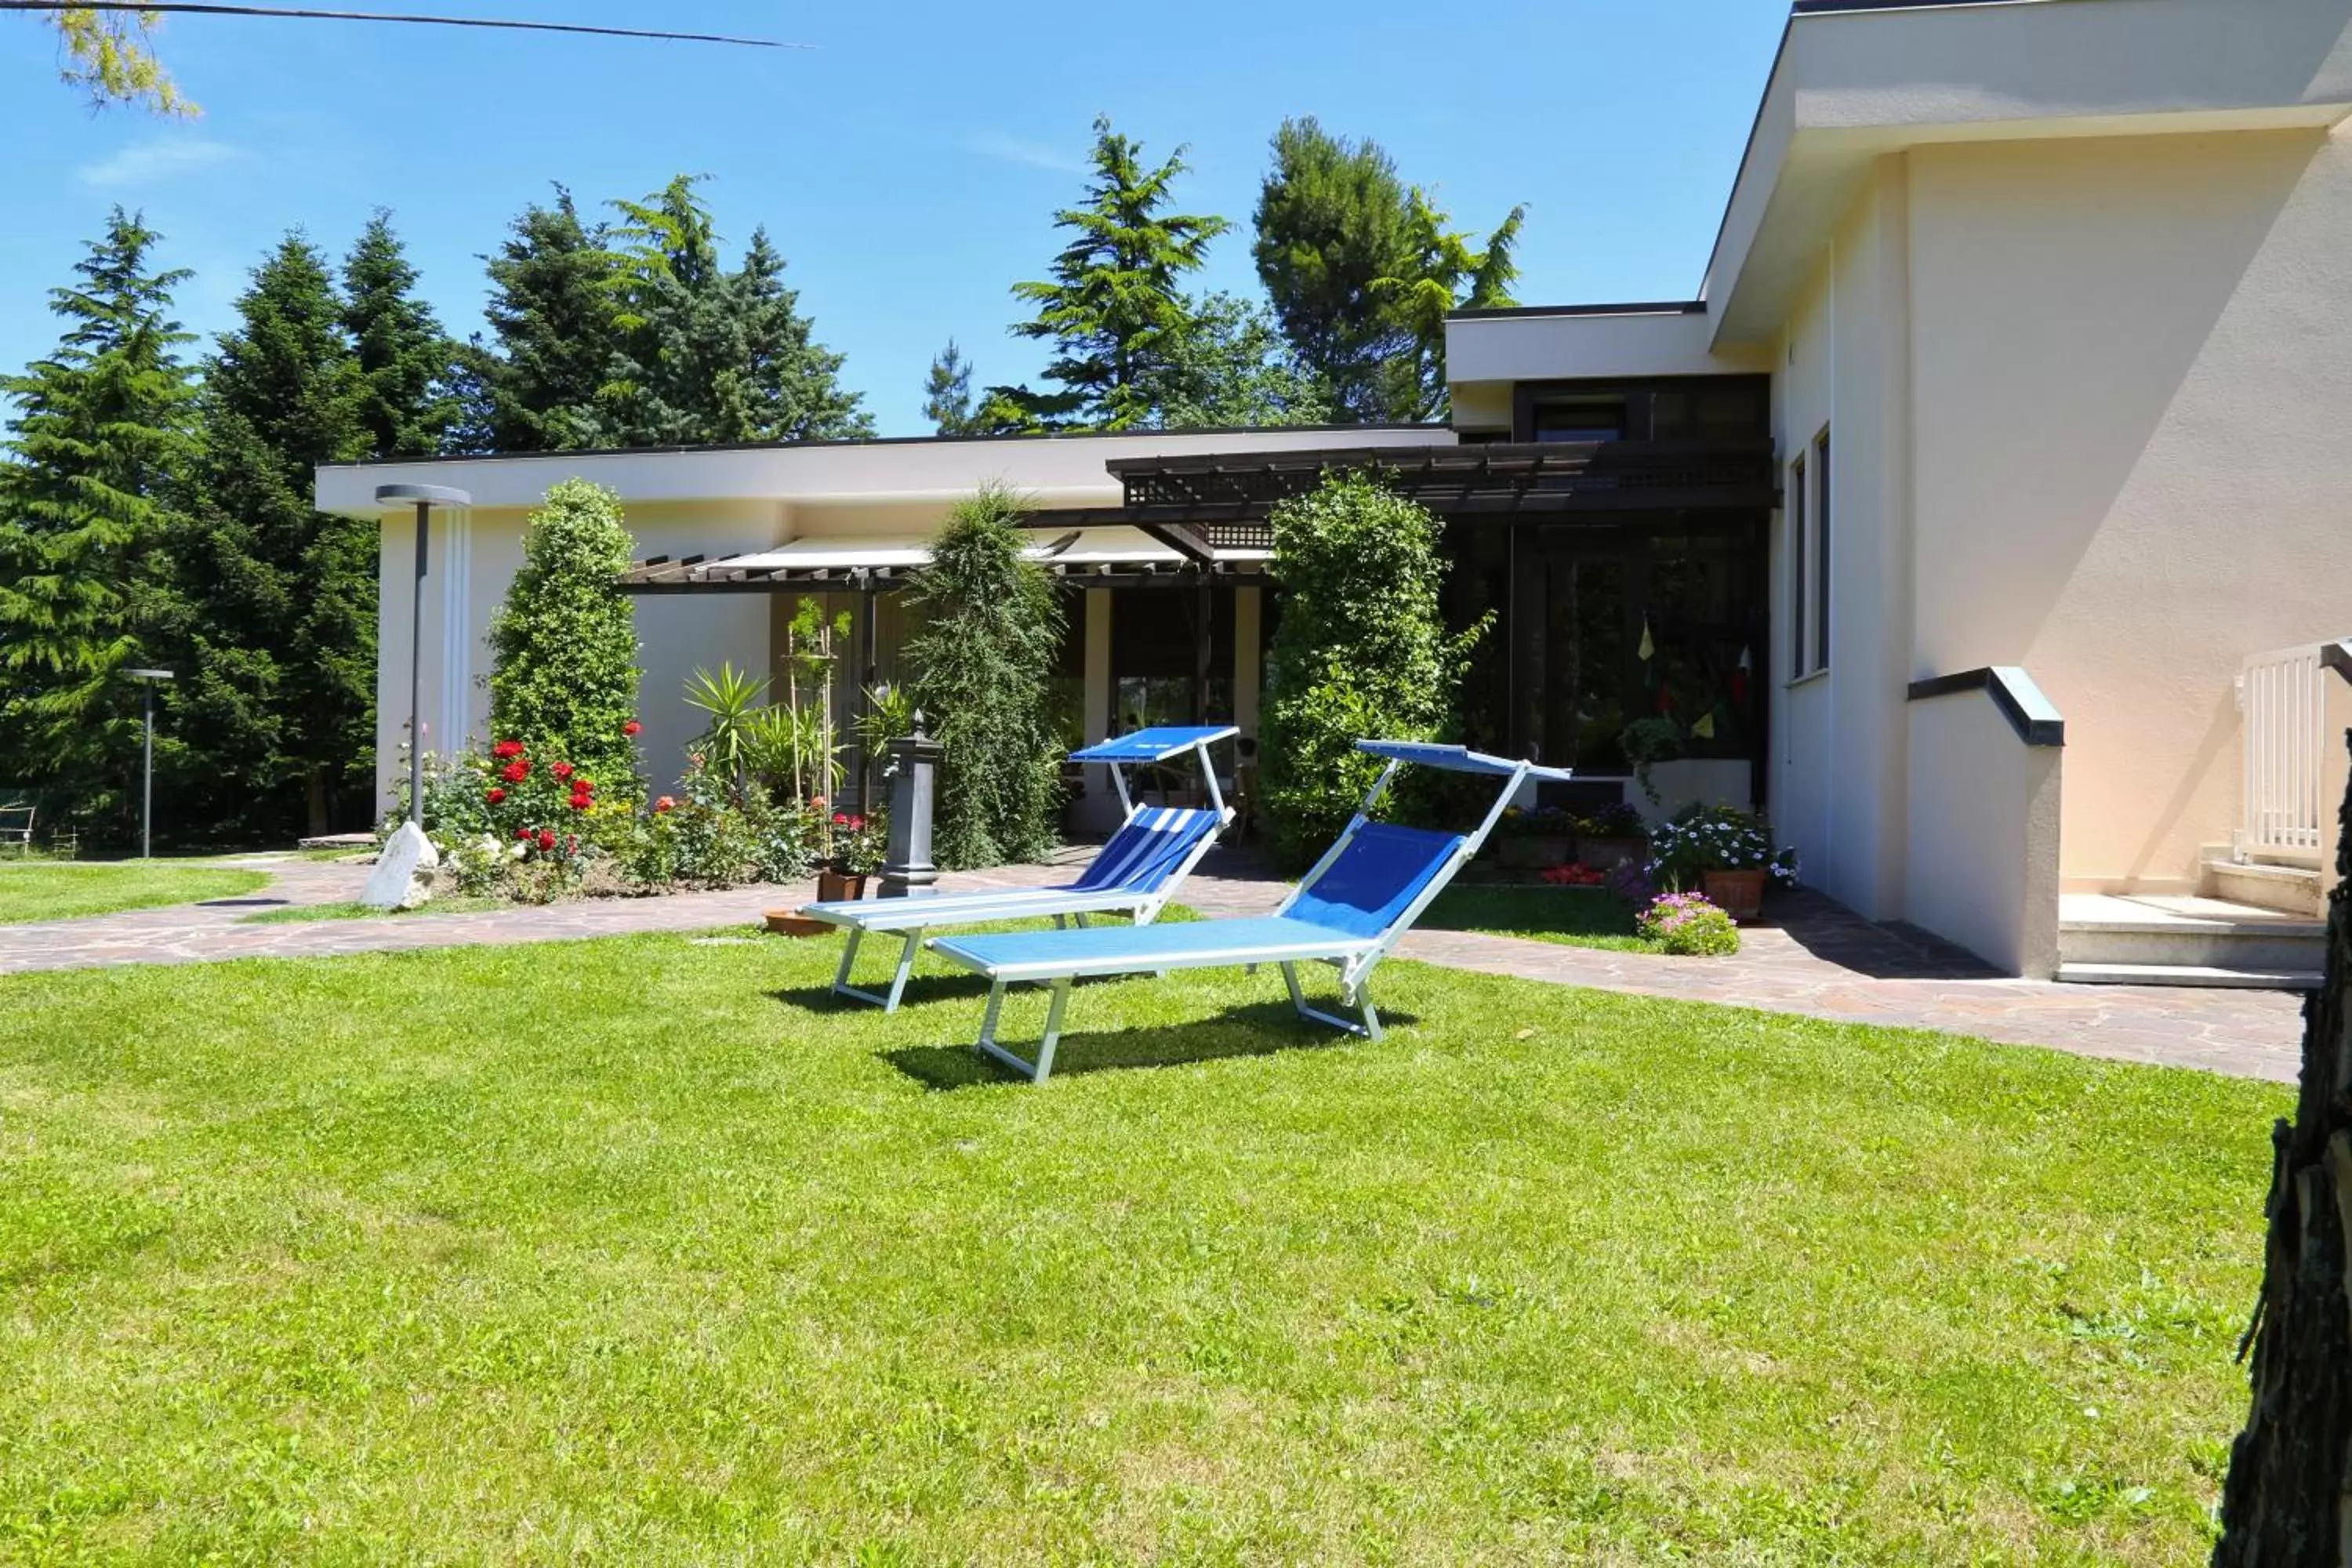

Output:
xmin=902 ymin=485 xmax=1065 ymax=869
xmin=342 ymin=210 xmax=459 ymax=459
xmin=0 ymin=208 xmax=193 ymax=830
xmin=165 ymin=234 xmax=372 ymax=840
xmin=485 ymin=479 xmax=642 ymax=788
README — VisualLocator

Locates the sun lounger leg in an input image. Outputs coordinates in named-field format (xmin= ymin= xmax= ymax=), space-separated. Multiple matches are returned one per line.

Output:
xmin=833 ymin=924 xmax=921 ymax=1011
xmin=973 ymin=976 xmax=1073 ymax=1085
xmin=1282 ymin=960 xmax=1380 ymax=1039
xmin=884 ymin=931 xmax=919 ymax=1011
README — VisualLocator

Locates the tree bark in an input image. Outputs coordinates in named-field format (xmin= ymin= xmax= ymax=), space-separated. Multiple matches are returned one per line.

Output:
xmin=307 ymin=765 xmax=331 ymax=840
xmin=2214 ymin=735 xmax=2352 ymax=1566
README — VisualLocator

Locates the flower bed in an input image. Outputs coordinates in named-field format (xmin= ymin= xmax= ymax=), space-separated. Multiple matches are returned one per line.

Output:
xmin=399 ymin=724 xmax=822 ymax=904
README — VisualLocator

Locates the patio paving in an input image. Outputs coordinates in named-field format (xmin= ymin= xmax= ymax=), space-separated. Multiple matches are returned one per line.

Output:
xmin=0 ymin=848 xmax=2310 ymax=1083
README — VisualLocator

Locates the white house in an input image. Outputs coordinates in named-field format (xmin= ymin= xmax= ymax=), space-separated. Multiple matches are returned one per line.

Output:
xmin=320 ymin=0 xmax=2352 ymax=985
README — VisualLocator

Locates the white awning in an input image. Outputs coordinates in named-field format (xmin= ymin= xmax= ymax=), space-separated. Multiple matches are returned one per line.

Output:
xmin=713 ymin=525 xmax=1186 ymax=575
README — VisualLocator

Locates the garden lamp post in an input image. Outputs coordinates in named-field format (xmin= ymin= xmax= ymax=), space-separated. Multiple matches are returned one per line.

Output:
xmin=375 ymin=482 xmax=471 ymax=826
xmin=124 ymin=667 xmax=173 ymax=858
xmin=364 ymin=483 xmax=470 ymax=911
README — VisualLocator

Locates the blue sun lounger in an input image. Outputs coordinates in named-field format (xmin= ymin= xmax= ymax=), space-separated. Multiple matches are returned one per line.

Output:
xmin=927 ymin=739 xmax=1574 ymax=1083
xmin=799 ymin=724 xmax=1237 ymax=1011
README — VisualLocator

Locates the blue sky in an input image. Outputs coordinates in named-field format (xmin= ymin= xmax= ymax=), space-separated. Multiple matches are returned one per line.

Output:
xmin=3 ymin=1 xmax=1789 ymax=437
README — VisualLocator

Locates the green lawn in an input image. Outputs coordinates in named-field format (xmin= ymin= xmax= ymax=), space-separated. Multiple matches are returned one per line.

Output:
xmin=1425 ymin=884 xmax=1657 ymax=951
xmin=0 ymin=858 xmax=272 ymax=923
xmin=0 ymin=930 xmax=2279 ymax=1563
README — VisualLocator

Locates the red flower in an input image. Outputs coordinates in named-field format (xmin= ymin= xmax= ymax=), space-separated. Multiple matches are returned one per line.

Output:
xmin=622 ymin=720 xmax=641 ymax=736
xmin=500 ymin=759 xmax=529 ymax=784
xmin=832 ymin=811 xmax=848 ymax=826
xmin=516 ymin=826 xmax=533 ymax=841
xmin=566 ymin=834 xmax=579 ymax=853
xmin=573 ymin=777 xmax=592 ymax=793
xmin=487 ymin=787 xmax=506 ymax=805
xmin=492 ymin=740 xmax=524 ymax=759
xmin=848 ymin=815 xmax=865 ymax=833
xmin=537 ymin=829 xmax=557 ymax=851
xmin=568 ymin=793 xmax=590 ymax=811
xmin=654 ymin=796 xmax=675 ymax=814
xmin=552 ymin=761 xmax=574 ymax=781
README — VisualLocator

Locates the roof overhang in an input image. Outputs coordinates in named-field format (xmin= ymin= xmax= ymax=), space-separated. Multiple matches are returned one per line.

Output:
xmin=615 ymin=524 xmax=1236 ymax=593
xmin=1703 ymin=0 xmax=2352 ymax=345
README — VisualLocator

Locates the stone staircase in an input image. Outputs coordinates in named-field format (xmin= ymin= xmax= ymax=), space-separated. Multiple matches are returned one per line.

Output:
xmin=2057 ymin=891 xmax=2323 ymax=990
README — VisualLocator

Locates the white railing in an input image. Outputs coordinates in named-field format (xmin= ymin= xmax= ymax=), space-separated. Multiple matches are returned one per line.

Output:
xmin=2239 ymin=643 xmax=2332 ymax=864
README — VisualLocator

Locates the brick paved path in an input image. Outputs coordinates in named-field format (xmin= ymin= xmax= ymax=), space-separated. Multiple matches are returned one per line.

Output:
xmin=0 ymin=849 xmax=2307 ymax=1083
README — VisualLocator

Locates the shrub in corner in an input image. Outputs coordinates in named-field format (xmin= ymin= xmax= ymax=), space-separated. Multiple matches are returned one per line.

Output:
xmin=1637 ymin=891 xmax=1740 ymax=956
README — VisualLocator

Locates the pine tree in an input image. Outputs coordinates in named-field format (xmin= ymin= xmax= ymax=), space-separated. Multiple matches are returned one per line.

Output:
xmin=993 ymin=117 xmax=1229 ymax=431
xmin=1254 ymin=118 xmax=1523 ymax=422
xmin=471 ymin=187 xmax=624 ymax=452
xmin=165 ymin=233 xmax=372 ymax=839
xmin=342 ymin=210 xmax=459 ymax=459
xmin=922 ymin=339 xmax=976 ymax=434
xmin=0 ymin=208 xmax=193 ymax=829
xmin=599 ymin=176 xmax=872 ymax=447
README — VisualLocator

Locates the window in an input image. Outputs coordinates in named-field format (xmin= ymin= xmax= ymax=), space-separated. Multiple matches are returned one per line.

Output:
xmin=1812 ymin=426 xmax=1831 ymax=670
xmin=1788 ymin=455 xmax=1807 ymax=677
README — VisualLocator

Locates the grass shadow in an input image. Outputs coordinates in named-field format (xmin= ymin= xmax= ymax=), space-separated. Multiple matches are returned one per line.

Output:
xmin=198 ymin=898 xmax=290 ymax=909
xmin=881 ymin=997 xmax=1422 ymax=1090
xmin=768 ymin=975 xmax=997 ymax=1011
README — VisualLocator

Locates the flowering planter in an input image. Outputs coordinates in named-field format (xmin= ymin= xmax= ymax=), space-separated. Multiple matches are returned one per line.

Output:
xmin=1701 ymin=868 xmax=1767 ymax=923
xmin=816 ymin=870 xmax=868 ymax=904
xmin=1577 ymin=835 xmax=1646 ymax=871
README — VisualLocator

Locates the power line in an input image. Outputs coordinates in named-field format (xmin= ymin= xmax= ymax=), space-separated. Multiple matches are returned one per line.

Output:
xmin=0 ymin=0 xmax=802 ymax=49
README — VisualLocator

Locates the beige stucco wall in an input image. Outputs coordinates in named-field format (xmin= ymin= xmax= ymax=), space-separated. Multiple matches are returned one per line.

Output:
xmin=1904 ymin=690 xmax=2063 ymax=978
xmin=1906 ymin=125 xmax=2352 ymax=892
xmin=375 ymin=496 xmax=783 ymax=808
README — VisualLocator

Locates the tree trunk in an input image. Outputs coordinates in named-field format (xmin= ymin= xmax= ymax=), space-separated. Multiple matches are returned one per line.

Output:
xmin=2213 ymin=736 xmax=2352 ymax=1565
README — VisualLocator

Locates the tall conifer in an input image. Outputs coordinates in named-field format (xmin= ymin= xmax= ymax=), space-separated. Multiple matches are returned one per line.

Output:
xmin=0 ymin=208 xmax=193 ymax=827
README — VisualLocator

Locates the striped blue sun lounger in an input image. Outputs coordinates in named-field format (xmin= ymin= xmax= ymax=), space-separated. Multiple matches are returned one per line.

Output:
xmin=799 ymin=725 xmax=1237 ymax=1011
xmin=928 ymin=739 xmax=1574 ymax=1083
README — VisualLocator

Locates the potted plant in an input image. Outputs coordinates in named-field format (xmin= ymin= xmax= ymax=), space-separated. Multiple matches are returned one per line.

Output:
xmin=818 ymin=807 xmax=885 ymax=902
xmin=1489 ymin=804 xmax=1576 ymax=869
xmin=1617 ymin=716 xmax=1684 ymax=804
xmin=1574 ymin=801 xmax=1648 ymax=870
xmin=1643 ymin=803 xmax=1798 ymax=923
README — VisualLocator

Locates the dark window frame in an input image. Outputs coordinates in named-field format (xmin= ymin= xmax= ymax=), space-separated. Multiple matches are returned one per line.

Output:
xmin=1811 ymin=425 xmax=1831 ymax=672
xmin=1788 ymin=453 xmax=1808 ymax=677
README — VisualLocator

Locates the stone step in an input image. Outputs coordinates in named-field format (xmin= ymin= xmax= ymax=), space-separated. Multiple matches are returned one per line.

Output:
xmin=2056 ymin=962 xmax=2322 ymax=991
xmin=2058 ymin=892 xmax=2325 ymax=985
xmin=2204 ymin=858 xmax=2325 ymax=917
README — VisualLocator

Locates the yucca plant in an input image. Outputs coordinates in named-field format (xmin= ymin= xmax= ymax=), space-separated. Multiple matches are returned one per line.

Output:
xmin=683 ymin=662 xmax=769 ymax=792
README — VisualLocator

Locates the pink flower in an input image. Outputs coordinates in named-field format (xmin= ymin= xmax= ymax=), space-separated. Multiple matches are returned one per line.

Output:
xmin=654 ymin=796 xmax=675 ymax=814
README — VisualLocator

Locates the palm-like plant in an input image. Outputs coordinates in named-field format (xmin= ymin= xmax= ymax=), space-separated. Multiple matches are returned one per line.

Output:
xmin=683 ymin=662 xmax=769 ymax=788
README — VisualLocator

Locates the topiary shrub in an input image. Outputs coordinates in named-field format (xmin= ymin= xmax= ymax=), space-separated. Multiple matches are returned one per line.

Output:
xmin=485 ymin=479 xmax=644 ymax=792
xmin=1258 ymin=471 xmax=1485 ymax=866
xmin=903 ymin=484 xmax=1065 ymax=869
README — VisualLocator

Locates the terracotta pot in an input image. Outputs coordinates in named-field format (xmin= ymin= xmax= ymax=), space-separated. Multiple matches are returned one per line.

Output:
xmin=816 ymin=870 xmax=866 ymax=904
xmin=1577 ymin=835 xmax=1646 ymax=871
xmin=765 ymin=911 xmax=829 ymax=937
xmin=1702 ymin=868 xmax=1767 ymax=923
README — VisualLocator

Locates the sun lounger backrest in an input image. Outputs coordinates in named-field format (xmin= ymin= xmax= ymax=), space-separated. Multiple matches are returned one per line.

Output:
xmin=1066 ymin=806 xmax=1222 ymax=895
xmin=1284 ymin=822 xmax=1465 ymax=938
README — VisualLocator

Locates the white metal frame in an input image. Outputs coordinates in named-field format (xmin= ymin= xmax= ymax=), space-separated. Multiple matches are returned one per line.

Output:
xmin=810 ymin=729 xmax=1235 ymax=1011
xmin=2238 ymin=643 xmax=2332 ymax=866
xmin=949 ymin=744 xmax=1555 ymax=1083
